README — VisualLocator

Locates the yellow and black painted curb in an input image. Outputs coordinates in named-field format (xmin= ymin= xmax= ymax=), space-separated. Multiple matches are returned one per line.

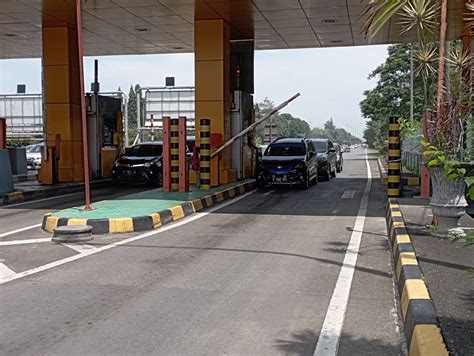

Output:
xmin=12 ymin=173 xmax=38 ymax=183
xmin=42 ymin=180 xmax=256 ymax=235
xmin=386 ymin=199 xmax=448 ymax=356
xmin=2 ymin=179 xmax=112 ymax=205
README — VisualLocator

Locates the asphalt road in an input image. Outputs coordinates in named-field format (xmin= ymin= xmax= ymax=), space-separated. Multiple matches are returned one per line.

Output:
xmin=0 ymin=149 xmax=406 ymax=355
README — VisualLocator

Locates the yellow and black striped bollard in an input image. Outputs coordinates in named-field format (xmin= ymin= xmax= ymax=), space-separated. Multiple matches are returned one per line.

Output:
xmin=170 ymin=118 xmax=180 ymax=191
xmin=200 ymin=118 xmax=211 ymax=191
xmin=388 ymin=116 xmax=401 ymax=197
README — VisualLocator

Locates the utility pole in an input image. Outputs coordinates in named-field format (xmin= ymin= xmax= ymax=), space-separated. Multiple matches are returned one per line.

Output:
xmin=410 ymin=44 xmax=414 ymax=121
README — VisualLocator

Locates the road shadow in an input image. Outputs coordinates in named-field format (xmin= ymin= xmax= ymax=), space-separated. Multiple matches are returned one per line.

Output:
xmin=92 ymin=242 xmax=393 ymax=279
xmin=274 ymin=328 xmax=402 ymax=355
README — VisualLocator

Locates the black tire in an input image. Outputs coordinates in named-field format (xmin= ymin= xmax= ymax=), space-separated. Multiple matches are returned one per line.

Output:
xmin=301 ymin=171 xmax=310 ymax=189
xmin=257 ymin=179 xmax=266 ymax=190
xmin=311 ymin=173 xmax=318 ymax=185
xmin=149 ymin=173 xmax=163 ymax=187
xmin=336 ymin=163 xmax=341 ymax=173
xmin=323 ymin=166 xmax=331 ymax=181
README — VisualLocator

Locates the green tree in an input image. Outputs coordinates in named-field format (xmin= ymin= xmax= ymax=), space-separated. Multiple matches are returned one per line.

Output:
xmin=360 ymin=44 xmax=424 ymax=150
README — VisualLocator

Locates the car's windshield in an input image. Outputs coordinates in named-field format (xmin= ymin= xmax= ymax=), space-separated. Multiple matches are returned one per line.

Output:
xmin=264 ymin=143 xmax=305 ymax=156
xmin=30 ymin=145 xmax=43 ymax=153
xmin=313 ymin=141 xmax=328 ymax=153
xmin=126 ymin=144 xmax=163 ymax=157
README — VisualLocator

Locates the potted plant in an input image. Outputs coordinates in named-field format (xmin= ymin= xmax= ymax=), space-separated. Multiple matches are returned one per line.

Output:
xmin=363 ymin=0 xmax=474 ymax=236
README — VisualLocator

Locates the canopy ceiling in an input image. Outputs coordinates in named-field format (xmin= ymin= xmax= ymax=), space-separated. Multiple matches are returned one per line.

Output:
xmin=0 ymin=0 xmax=467 ymax=59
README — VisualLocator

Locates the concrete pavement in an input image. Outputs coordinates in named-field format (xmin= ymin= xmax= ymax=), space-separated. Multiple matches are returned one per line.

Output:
xmin=0 ymin=149 xmax=406 ymax=355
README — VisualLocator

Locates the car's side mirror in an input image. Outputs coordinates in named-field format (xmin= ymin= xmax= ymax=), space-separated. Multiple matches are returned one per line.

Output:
xmin=329 ymin=148 xmax=336 ymax=153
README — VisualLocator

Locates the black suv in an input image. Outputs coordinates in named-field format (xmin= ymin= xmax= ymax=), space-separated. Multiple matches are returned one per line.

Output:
xmin=257 ymin=138 xmax=318 ymax=189
xmin=312 ymin=138 xmax=337 ymax=181
xmin=112 ymin=142 xmax=163 ymax=186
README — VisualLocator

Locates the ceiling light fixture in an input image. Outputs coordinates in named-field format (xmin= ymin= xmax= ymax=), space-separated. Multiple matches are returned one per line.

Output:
xmin=322 ymin=19 xmax=336 ymax=24
xmin=329 ymin=40 xmax=343 ymax=43
xmin=5 ymin=34 xmax=16 ymax=37
xmin=135 ymin=28 xmax=149 ymax=32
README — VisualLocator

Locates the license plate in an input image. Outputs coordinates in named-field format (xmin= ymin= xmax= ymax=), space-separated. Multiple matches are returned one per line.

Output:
xmin=273 ymin=175 xmax=287 ymax=183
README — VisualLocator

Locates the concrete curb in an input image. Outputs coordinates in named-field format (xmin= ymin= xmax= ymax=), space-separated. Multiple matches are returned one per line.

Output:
xmin=42 ymin=180 xmax=256 ymax=235
xmin=2 ymin=179 xmax=112 ymax=205
xmin=386 ymin=198 xmax=448 ymax=356
xmin=377 ymin=156 xmax=388 ymax=185
xmin=12 ymin=173 xmax=38 ymax=183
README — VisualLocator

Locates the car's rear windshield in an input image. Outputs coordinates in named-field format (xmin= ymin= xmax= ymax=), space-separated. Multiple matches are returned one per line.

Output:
xmin=264 ymin=143 xmax=305 ymax=156
xmin=313 ymin=141 xmax=327 ymax=153
xmin=126 ymin=144 xmax=163 ymax=157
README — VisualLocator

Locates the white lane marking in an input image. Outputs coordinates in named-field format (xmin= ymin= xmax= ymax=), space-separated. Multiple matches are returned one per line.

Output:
xmin=0 ymin=238 xmax=50 ymax=246
xmin=314 ymin=149 xmax=372 ymax=356
xmin=263 ymin=190 xmax=276 ymax=196
xmin=0 ymin=224 xmax=42 ymax=239
xmin=0 ymin=191 xmax=255 ymax=285
xmin=61 ymin=243 xmax=97 ymax=253
xmin=341 ymin=190 xmax=356 ymax=199
xmin=0 ymin=263 xmax=17 ymax=279
xmin=0 ymin=192 xmax=81 ymax=208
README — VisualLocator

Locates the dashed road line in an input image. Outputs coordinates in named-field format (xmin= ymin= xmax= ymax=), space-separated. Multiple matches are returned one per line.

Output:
xmin=314 ymin=149 xmax=372 ymax=356
xmin=263 ymin=189 xmax=276 ymax=196
xmin=341 ymin=190 xmax=356 ymax=199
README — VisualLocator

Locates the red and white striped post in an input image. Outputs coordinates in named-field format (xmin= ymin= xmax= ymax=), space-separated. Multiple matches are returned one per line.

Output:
xmin=162 ymin=116 xmax=171 ymax=192
xmin=178 ymin=116 xmax=189 ymax=192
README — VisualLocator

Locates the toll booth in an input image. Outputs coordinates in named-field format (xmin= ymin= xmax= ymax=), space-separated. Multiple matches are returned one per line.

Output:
xmin=86 ymin=94 xmax=123 ymax=179
xmin=230 ymin=40 xmax=255 ymax=180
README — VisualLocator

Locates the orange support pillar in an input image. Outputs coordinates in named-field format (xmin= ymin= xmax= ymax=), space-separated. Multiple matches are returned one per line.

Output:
xmin=40 ymin=1 xmax=83 ymax=184
xmin=194 ymin=19 xmax=233 ymax=187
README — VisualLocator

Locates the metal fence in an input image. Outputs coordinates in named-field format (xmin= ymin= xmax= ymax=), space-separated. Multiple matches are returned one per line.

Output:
xmin=401 ymin=135 xmax=422 ymax=176
xmin=0 ymin=94 xmax=43 ymax=140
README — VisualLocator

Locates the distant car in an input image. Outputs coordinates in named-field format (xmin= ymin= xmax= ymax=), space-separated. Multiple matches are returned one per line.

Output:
xmin=311 ymin=138 xmax=337 ymax=181
xmin=342 ymin=145 xmax=351 ymax=153
xmin=112 ymin=141 xmax=163 ymax=186
xmin=334 ymin=143 xmax=343 ymax=172
xmin=257 ymin=138 xmax=318 ymax=189
xmin=26 ymin=143 xmax=43 ymax=170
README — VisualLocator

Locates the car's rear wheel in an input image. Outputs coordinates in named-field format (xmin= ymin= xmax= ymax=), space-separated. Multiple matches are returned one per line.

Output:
xmin=336 ymin=163 xmax=341 ymax=173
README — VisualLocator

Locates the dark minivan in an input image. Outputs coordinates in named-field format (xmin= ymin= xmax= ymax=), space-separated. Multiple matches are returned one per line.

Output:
xmin=257 ymin=138 xmax=318 ymax=189
xmin=112 ymin=141 xmax=163 ymax=186
xmin=312 ymin=138 xmax=337 ymax=181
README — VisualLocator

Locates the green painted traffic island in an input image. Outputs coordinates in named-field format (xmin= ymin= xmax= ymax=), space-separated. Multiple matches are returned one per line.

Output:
xmin=42 ymin=180 xmax=256 ymax=235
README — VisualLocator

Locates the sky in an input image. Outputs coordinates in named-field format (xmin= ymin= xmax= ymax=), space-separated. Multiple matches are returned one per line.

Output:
xmin=0 ymin=45 xmax=389 ymax=139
